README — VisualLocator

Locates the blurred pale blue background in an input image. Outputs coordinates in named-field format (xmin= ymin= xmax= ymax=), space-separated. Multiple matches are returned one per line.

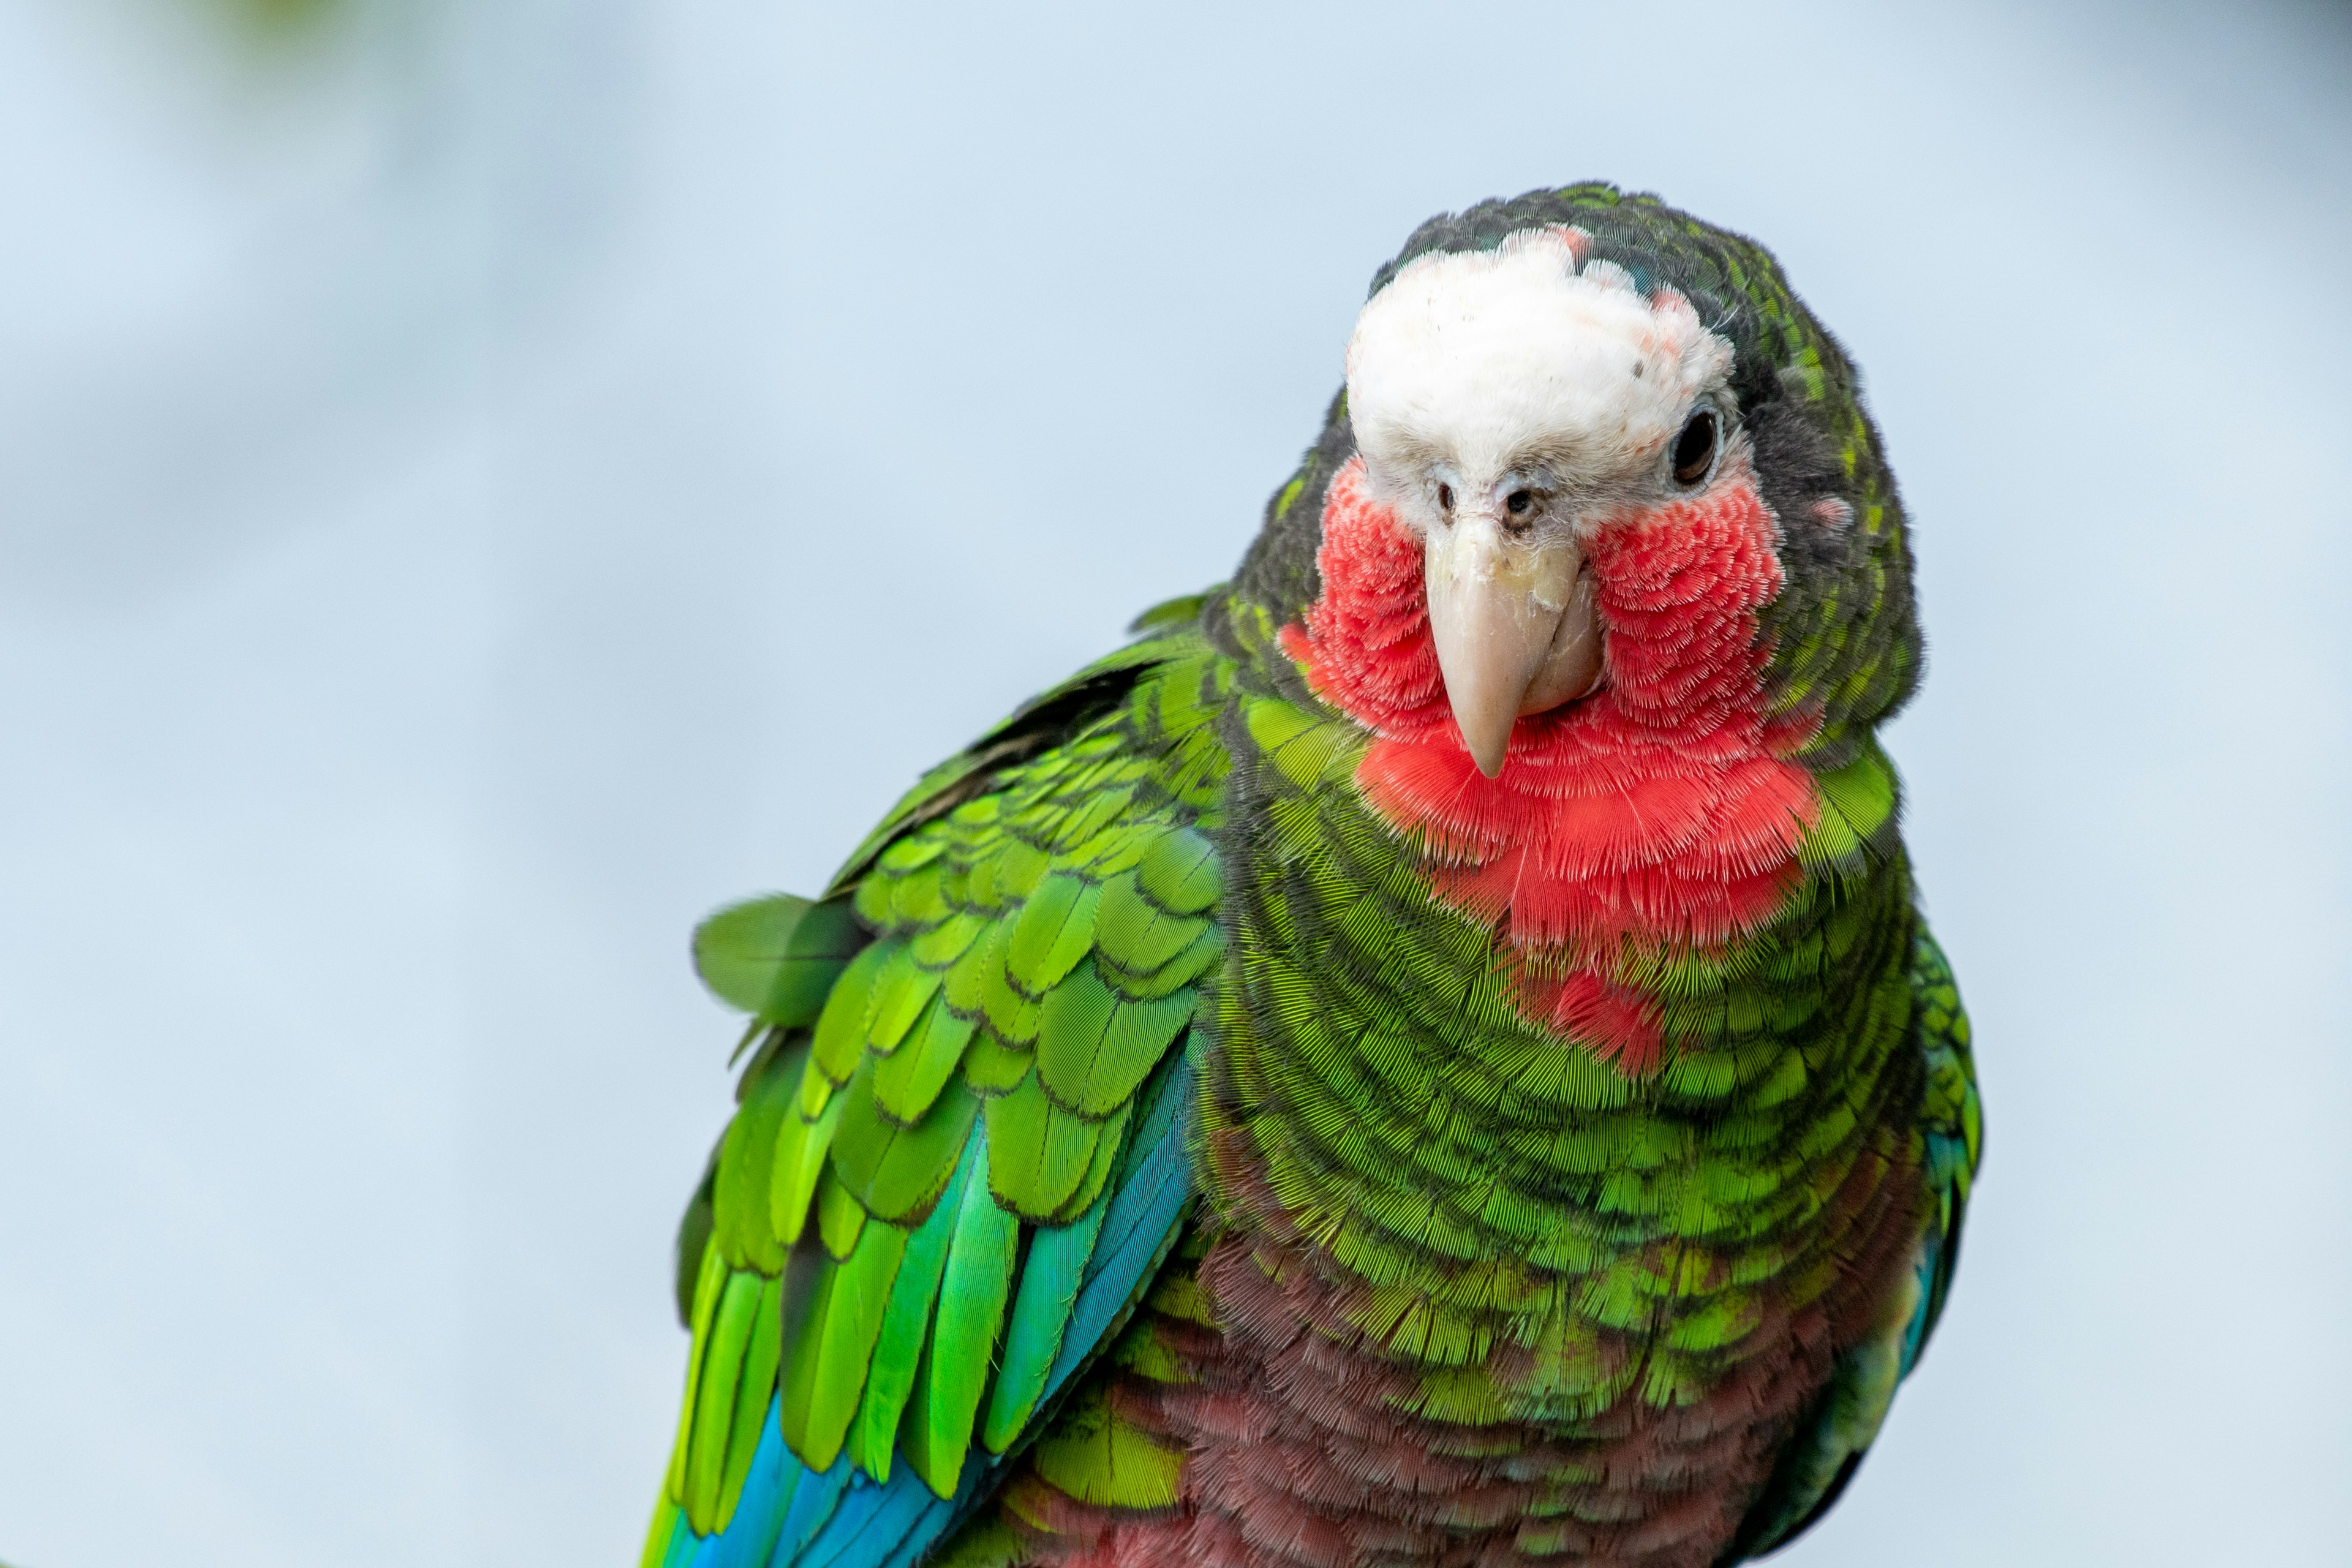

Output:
xmin=3 ymin=1 xmax=2348 ymax=1564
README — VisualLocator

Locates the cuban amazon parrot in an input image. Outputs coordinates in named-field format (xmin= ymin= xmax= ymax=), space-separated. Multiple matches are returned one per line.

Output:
xmin=641 ymin=184 xmax=1981 ymax=1568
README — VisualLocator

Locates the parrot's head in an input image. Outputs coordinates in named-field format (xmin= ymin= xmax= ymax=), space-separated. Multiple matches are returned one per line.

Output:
xmin=1342 ymin=225 xmax=1730 ymax=775
xmin=1245 ymin=186 xmax=1920 ymax=780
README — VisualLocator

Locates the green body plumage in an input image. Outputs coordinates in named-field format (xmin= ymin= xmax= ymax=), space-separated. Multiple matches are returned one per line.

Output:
xmin=642 ymin=184 xmax=1981 ymax=1568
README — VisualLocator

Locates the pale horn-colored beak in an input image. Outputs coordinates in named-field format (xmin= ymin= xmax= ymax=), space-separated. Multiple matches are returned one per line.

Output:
xmin=1423 ymin=511 xmax=1605 ymax=778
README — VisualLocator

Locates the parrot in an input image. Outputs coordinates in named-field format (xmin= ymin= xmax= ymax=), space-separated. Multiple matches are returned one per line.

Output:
xmin=639 ymin=183 xmax=1981 ymax=1568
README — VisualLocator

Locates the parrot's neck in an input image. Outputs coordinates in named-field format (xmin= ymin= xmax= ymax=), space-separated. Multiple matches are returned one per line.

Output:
xmin=1281 ymin=457 xmax=1822 ymax=1072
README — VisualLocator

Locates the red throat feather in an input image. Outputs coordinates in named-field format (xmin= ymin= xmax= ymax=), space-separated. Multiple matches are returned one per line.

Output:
xmin=1281 ymin=458 xmax=1822 ymax=1072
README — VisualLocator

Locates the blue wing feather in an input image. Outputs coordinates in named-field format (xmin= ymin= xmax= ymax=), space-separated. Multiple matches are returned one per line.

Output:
xmin=652 ymin=1403 xmax=799 ymax=1568
xmin=664 ymin=1052 xmax=1196 ymax=1568
xmin=703 ymin=1407 xmax=794 ymax=1568
xmin=801 ymin=1473 xmax=933 ymax=1568
xmin=1042 ymin=1088 xmax=1190 ymax=1403
xmin=771 ymin=1450 xmax=855 ymax=1564
xmin=873 ymin=1498 xmax=958 ymax=1568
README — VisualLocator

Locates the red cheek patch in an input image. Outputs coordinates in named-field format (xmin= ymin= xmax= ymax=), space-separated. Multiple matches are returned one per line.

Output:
xmin=1286 ymin=459 xmax=1820 ymax=1074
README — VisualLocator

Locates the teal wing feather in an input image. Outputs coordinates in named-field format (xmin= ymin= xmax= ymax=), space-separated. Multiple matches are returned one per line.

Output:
xmin=643 ymin=621 xmax=1233 ymax=1568
xmin=1899 ymin=927 xmax=1982 ymax=1376
xmin=1730 ymin=922 xmax=1983 ymax=1561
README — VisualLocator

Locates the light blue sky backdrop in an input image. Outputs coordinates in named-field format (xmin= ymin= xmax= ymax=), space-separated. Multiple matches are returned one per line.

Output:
xmin=2 ymin=1 xmax=2348 ymax=1564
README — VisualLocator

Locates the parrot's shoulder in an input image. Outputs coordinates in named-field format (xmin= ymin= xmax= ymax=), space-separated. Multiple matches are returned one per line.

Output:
xmin=828 ymin=605 xmax=1237 ymax=900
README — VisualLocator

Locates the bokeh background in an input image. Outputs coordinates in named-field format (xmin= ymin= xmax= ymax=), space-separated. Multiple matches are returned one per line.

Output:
xmin=4 ymin=1 xmax=2348 ymax=1564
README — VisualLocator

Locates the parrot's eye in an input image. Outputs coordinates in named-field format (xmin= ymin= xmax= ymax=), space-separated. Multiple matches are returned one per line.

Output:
xmin=1505 ymin=488 xmax=1534 ymax=516
xmin=1672 ymin=409 xmax=1719 ymax=488
xmin=1436 ymin=483 xmax=1455 ymax=514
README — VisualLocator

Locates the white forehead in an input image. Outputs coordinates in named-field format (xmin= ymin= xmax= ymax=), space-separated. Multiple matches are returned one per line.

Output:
xmin=1344 ymin=227 xmax=1733 ymax=488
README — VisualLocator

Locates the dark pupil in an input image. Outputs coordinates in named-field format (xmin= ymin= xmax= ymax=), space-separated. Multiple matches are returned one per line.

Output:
xmin=1506 ymin=489 xmax=1533 ymax=516
xmin=1436 ymin=483 xmax=1454 ymax=511
xmin=1673 ymin=410 xmax=1719 ymax=485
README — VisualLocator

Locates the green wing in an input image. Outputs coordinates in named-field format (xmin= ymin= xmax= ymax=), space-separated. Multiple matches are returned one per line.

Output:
xmin=644 ymin=622 xmax=1233 ymax=1564
xmin=1731 ymin=921 xmax=1983 ymax=1558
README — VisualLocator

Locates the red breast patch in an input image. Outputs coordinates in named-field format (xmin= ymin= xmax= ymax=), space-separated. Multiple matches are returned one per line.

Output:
xmin=1281 ymin=458 xmax=1820 ymax=1073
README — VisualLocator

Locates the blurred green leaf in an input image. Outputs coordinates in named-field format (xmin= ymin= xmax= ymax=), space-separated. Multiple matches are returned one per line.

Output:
xmin=185 ymin=0 xmax=354 ymax=45
xmin=225 ymin=0 xmax=341 ymax=29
